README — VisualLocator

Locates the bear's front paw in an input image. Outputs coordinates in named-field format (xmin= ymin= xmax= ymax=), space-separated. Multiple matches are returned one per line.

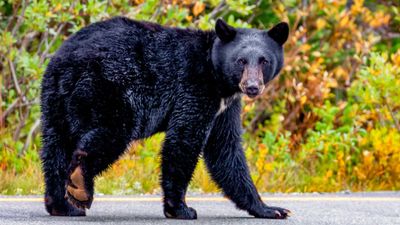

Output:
xmin=249 ymin=205 xmax=291 ymax=219
xmin=164 ymin=203 xmax=197 ymax=220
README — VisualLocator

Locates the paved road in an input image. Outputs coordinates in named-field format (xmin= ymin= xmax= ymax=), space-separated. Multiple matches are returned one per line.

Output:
xmin=0 ymin=192 xmax=399 ymax=225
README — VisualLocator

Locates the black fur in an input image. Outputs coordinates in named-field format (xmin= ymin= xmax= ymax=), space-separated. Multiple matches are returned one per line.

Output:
xmin=40 ymin=17 xmax=289 ymax=219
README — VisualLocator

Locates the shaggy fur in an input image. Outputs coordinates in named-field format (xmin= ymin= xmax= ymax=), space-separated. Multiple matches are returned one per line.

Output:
xmin=40 ymin=17 xmax=289 ymax=219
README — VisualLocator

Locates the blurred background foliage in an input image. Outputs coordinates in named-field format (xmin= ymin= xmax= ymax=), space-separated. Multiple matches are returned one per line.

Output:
xmin=0 ymin=0 xmax=399 ymax=195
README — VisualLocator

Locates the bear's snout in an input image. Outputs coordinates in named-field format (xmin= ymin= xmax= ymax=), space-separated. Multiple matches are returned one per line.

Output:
xmin=244 ymin=84 xmax=260 ymax=97
xmin=239 ymin=66 xmax=265 ymax=98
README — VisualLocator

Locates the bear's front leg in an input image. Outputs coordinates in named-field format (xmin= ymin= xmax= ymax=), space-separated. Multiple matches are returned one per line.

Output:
xmin=203 ymin=99 xmax=291 ymax=219
xmin=161 ymin=103 xmax=217 ymax=220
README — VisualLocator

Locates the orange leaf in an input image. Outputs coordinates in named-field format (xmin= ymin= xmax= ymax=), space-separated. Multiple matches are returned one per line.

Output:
xmin=192 ymin=2 xmax=205 ymax=17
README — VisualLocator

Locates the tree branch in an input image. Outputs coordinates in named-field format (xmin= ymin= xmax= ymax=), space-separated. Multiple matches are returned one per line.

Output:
xmin=1 ymin=98 xmax=20 ymax=127
xmin=8 ymin=58 xmax=25 ymax=102
xmin=40 ymin=23 xmax=66 ymax=64
xmin=20 ymin=119 xmax=41 ymax=157
xmin=209 ymin=1 xmax=226 ymax=19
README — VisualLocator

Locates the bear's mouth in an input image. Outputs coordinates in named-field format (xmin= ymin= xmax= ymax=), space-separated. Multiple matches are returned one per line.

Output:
xmin=245 ymin=92 xmax=259 ymax=98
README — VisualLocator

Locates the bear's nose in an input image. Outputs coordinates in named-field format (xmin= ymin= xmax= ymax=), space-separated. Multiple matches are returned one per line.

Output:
xmin=245 ymin=85 xmax=259 ymax=97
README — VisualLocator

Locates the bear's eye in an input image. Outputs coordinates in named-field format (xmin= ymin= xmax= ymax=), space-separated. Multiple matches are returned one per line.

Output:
xmin=237 ymin=58 xmax=247 ymax=65
xmin=260 ymin=58 xmax=270 ymax=65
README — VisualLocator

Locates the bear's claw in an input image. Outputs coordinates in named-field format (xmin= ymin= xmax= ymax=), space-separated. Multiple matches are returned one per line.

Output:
xmin=250 ymin=206 xmax=291 ymax=219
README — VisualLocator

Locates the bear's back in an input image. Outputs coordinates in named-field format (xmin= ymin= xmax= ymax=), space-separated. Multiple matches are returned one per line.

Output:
xmin=55 ymin=17 xmax=157 ymax=58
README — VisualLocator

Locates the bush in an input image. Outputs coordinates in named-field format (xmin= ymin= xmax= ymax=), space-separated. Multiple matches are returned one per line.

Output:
xmin=0 ymin=0 xmax=399 ymax=194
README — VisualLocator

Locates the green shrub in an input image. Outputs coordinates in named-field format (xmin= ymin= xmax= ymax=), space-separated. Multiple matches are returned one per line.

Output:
xmin=1 ymin=0 xmax=399 ymax=194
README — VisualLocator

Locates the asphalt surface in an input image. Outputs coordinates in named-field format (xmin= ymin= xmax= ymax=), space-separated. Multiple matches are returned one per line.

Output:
xmin=0 ymin=192 xmax=399 ymax=225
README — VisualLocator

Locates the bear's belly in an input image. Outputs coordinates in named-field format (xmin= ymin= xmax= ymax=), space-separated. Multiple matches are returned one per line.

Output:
xmin=124 ymin=89 xmax=171 ymax=140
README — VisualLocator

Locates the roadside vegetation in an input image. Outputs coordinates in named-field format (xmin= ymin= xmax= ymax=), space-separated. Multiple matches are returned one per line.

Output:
xmin=1 ymin=0 xmax=399 ymax=194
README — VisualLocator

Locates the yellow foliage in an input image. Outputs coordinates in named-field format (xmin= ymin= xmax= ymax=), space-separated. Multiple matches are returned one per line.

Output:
xmin=54 ymin=3 xmax=62 ymax=12
xmin=1 ymin=0 xmax=399 ymax=195
xmin=192 ymin=1 xmax=205 ymax=16
xmin=355 ymin=128 xmax=400 ymax=188
xmin=300 ymin=95 xmax=307 ymax=105
xmin=350 ymin=0 xmax=364 ymax=15
xmin=133 ymin=0 xmax=145 ymax=4
xmin=368 ymin=11 xmax=390 ymax=28
xmin=391 ymin=50 xmax=400 ymax=67
xmin=316 ymin=18 xmax=327 ymax=30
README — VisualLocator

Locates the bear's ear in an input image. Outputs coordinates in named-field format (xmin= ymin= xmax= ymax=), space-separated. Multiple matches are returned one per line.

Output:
xmin=267 ymin=22 xmax=289 ymax=46
xmin=215 ymin=19 xmax=237 ymax=42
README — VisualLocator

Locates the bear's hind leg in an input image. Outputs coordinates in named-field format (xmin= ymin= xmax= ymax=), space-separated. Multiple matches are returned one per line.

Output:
xmin=41 ymin=133 xmax=85 ymax=216
xmin=65 ymin=149 xmax=93 ymax=209
xmin=65 ymin=128 xmax=129 ymax=209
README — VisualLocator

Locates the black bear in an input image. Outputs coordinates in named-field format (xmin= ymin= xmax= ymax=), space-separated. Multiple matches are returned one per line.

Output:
xmin=40 ymin=17 xmax=289 ymax=219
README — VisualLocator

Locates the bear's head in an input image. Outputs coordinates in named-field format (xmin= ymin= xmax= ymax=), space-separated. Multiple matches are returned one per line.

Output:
xmin=211 ymin=19 xmax=289 ymax=98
